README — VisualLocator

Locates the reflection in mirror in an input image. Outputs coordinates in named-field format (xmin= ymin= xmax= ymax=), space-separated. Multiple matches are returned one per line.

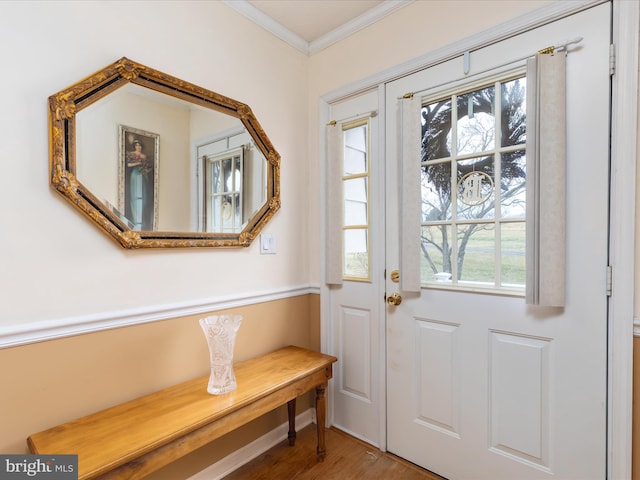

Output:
xmin=76 ymin=84 xmax=266 ymax=234
xmin=50 ymin=57 xmax=280 ymax=248
xmin=197 ymin=126 xmax=266 ymax=234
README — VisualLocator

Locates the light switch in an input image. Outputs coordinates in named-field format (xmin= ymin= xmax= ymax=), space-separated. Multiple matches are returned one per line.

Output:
xmin=260 ymin=234 xmax=276 ymax=254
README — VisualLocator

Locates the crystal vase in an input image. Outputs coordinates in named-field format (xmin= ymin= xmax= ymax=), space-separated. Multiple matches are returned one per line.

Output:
xmin=199 ymin=314 xmax=243 ymax=395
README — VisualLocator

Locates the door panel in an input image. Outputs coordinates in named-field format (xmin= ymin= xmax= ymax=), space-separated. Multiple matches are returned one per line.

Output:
xmin=489 ymin=331 xmax=551 ymax=467
xmin=339 ymin=307 xmax=372 ymax=401
xmin=328 ymin=89 xmax=384 ymax=446
xmin=385 ymin=4 xmax=610 ymax=479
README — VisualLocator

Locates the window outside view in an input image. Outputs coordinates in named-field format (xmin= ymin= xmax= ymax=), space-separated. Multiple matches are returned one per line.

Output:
xmin=342 ymin=120 xmax=370 ymax=280
xmin=420 ymin=76 xmax=527 ymax=290
xmin=206 ymin=150 xmax=243 ymax=233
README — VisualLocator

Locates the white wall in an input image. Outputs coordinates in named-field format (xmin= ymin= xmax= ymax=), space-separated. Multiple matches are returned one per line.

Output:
xmin=0 ymin=1 xmax=309 ymax=334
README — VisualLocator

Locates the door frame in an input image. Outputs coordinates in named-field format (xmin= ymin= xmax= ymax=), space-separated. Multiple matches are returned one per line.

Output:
xmin=319 ymin=1 xmax=638 ymax=478
xmin=608 ymin=2 xmax=638 ymax=478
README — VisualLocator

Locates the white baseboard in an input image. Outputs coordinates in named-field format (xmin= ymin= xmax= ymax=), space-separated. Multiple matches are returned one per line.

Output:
xmin=187 ymin=408 xmax=315 ymax=480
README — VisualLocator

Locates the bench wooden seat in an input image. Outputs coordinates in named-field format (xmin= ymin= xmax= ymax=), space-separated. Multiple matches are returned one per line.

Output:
xmin=27 ymin=345 xmax=337 ymax=480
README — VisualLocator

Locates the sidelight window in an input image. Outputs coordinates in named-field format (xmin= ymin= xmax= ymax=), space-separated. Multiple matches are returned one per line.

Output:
xmin=342 ymin=120 xmax=370 ymax=280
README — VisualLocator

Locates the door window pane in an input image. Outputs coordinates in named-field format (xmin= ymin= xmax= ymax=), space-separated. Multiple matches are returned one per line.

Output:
xmin=344 ymin=125 xmax=367 ymax=174
xmin=422 ymin=162 xmax=452 ymax=221
xmin=344 ymin=229 xmax=369 ymax=277
xmin=500 ymin=151 xmax=526 ymax=218
xmin=344 ymin=177 xmax=368 ymax=226
xmin=457 ymin=86 xmax=495 ymax=155
xmin=501 ymin=78 xmax=527 ymax=147
xmin=421 ymin=224 xmax=452 ymax=282
xmin=501 ymin=222 xmax=526 ymax=286
xmin=457 ymin=224 xmax=495 ymax=284
xmin=422 ymin=99 xmax=452 ymax=160
xmin=419 ymin=74 xmax=526 ymax=291
xmin=456 ymin=156 xmax=495 ymax=220
xmin=342 ymin=120 xmax=370 ymax=280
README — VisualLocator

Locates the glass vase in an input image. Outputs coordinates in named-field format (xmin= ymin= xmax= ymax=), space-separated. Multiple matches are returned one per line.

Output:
xmin=199 ymin=314 xmax=243 ymax=395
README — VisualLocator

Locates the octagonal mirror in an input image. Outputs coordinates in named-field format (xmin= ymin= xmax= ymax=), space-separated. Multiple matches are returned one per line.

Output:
xmin=49 ymin=57 xmax=280 ymax=248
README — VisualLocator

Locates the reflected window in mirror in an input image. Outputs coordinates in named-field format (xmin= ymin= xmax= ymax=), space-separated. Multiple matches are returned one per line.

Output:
xmin=204 ymin=149 xmax=242 ymax=233
xmin=196 ymin=128 xmax=266 ymax=234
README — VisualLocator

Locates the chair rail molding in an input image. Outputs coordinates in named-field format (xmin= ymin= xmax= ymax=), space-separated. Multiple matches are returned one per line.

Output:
xmin=0 ymin=285 xmax=320 ymax=349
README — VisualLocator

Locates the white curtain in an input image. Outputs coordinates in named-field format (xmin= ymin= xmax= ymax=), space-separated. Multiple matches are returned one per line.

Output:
xmin=326 ymin=123 xmax=343 ymax=285
xmin=525 ymin=52 xmax=567 ymax=307
xmin=400 ymin=95 xmax=422 ymax=293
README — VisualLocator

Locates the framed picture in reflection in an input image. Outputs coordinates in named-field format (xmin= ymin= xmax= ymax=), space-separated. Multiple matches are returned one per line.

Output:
xmin=118 ymin=125 xmax=159 ymax=231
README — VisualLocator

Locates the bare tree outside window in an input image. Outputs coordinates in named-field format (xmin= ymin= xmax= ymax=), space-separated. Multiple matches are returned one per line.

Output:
xmin=420 ymin=78 xmax=527 ymax=287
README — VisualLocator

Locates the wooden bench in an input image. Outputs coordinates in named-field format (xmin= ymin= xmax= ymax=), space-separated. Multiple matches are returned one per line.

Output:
xmin=27 ymin=345 xmax=337 ymax=480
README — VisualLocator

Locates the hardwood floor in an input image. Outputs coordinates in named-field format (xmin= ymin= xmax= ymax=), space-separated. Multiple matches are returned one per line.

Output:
xmin=223 ymin=424 xmax=446 ymax=480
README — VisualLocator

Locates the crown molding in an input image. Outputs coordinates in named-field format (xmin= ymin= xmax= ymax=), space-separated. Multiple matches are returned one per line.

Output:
xmin=224 ymin=0 xmax=309 ymax=54
xmin=224 ymin=0 xmax=413 ymax=56
xmin=308 ymin=0 xmax=414 ymax=55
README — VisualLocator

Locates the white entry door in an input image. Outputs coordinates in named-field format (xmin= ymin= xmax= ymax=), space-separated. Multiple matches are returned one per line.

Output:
xmin=327 ymin=89 xmax=385 ymax=447
xmin=385 ymin=4 xmax=610 ymax=479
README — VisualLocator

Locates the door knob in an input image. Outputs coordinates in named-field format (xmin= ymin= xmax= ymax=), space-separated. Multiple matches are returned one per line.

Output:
xmin=387 ymin=293 xmax=402 ymax=306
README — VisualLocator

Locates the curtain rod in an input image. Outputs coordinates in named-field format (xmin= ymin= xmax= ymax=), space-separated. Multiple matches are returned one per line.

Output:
xmin=401 ymin=36 xmax=583 ymax=100
xmin=540 ymin=36 xmax=583 ymax=53
xmin=327 ymin=110 xmax=378 ymax=126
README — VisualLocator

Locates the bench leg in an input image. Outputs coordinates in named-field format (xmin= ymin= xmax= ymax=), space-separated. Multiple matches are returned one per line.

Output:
xmin=315 ymin=382 xmax=327 ymax=461
xmin=287 ymin=399 xmax=296 ymax=446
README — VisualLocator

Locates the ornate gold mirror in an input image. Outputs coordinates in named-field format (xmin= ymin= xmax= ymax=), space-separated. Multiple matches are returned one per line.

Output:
xmin=50 ymin=57 xmax=280 ymax=248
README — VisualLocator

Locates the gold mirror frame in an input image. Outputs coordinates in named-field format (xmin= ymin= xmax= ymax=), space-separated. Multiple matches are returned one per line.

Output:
xmin=49 ymin=57 xmax=280 ymax=248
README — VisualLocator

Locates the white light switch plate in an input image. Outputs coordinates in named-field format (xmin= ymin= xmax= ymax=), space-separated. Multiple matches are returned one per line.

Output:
xmin=260 ymin=234 xmax=276 ymax=254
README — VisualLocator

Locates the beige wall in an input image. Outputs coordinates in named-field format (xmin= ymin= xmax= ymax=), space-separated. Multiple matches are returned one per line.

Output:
xmin=1 ymin=294 xmax=320 ymax=477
